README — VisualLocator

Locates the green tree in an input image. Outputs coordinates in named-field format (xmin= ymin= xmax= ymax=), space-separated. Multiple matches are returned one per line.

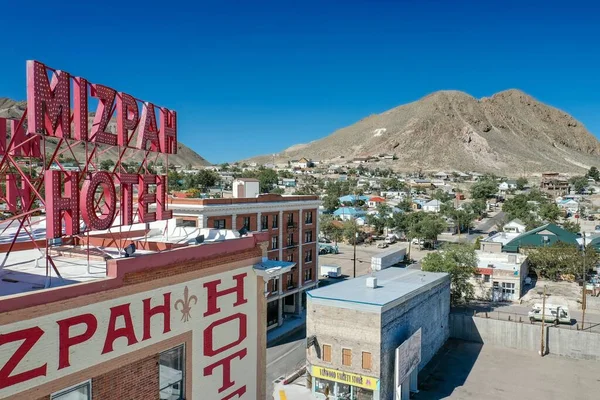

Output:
xmin=470 ymin=179 xmax=498 ymax=200
xmin=257 ymin=169 xmax=279 ymax=193
xmin=270 ymin=187 xmax=285 ymax=194
xmin=323 ymin=195 xmax=340 ymax=213
xmin=196 ymin=170 xmax=219 ymax=191
xmin=526 ymin=242 xmax=598 ymax=280
xmin=569 ymin=176 xmax=588 ymax=194
xmin=99 ymin=159 xmax=115 ymax=171
xmin=561 ymin=220 xmax=581 ymax=234
xmin=382 ymin=178 xmax=405 ymax=191
xmin=432 ymin=189 xmax=453 ymax=203
xmin=342 ymin=220 xmax=359 ymax=244
xmin=516 ymin=177 xmax=528 ymax=190
xmin=366 ymin=214 xmax=385 ymax=234
xmin=421 ymin=243 xmax=478 ymax=305
xmin=538 ymin=202 xmax=561 ymax=223
xmin=587 ymin=166 xmax=599 ymax=181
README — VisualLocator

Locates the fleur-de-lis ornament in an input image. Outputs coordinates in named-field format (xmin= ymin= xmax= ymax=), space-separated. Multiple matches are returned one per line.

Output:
xmin=174 ymin=286 xmax=198 ymax=322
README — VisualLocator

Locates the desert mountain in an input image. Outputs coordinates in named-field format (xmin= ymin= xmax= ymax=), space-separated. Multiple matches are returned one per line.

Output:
xmin=0 ymin=98 xmax=211 ymax=167
xmin=249 ymin=90 xmax=600 ymax=174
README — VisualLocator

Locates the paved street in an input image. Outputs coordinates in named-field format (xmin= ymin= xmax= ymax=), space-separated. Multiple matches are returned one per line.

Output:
xmin=266 ymin=329 xmax=306 ymax=399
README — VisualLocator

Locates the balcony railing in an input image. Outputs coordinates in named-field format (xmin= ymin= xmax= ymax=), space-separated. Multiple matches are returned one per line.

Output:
xmin=285 ymin=241 xmax=297 ymax=248
xmin=287 ymin=222 xmax=298 ymax=229
xmin=286 ymin=281 xmax=297 ymax=290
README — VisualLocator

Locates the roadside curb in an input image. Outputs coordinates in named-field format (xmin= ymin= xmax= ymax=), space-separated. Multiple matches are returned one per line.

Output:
xmin=283 ymin=366 xmax=306 ymax=385
xmin=267 ymin=323 xmax=306 ymax=347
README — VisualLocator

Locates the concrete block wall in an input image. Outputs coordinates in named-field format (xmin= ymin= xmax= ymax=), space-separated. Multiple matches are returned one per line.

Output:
xmin=547 ymin=328 xmax=600 ymax=361
xmin=450 ymin=314 xmax=600 ymax=361
xmin=379 ymin=280 xmax=451 ymax=400
xmin=450 ymin=314 xmax=541 ymax=351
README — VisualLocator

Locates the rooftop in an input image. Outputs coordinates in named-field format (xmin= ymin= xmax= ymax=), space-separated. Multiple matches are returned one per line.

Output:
xmin=475 ymin=251 xmax=527 ymax=271
xmin=307 ymin=268 xmax=449 ymax=313
xmin=482 ymin=232 xmax=520 ymax=245
xmin=0 ymin=217 xmax=266 ymax=299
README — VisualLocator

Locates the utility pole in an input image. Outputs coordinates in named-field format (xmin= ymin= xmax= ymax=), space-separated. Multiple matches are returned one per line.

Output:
xmin=582 ymin=233 xmax=587 ymax=330
xmin=540 ymin=285 xmax=547 ymax=357
xmin=353 ymin=230 xmax=357 ymax=278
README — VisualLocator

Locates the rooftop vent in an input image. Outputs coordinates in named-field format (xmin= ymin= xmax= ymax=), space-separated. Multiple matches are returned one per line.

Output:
xmin=366 ymin=276 xmax=377 ymax=288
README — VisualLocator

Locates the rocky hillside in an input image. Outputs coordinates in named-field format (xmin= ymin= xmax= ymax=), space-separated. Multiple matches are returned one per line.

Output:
xmin=0 ymin=98 xmax=211 ymax=167
xmin=249 ymin=90 xmax=600 ymax=174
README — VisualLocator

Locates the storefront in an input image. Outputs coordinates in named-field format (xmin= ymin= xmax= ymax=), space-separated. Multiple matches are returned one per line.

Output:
xmin=311 ymin=366 xmax=379 ymax=400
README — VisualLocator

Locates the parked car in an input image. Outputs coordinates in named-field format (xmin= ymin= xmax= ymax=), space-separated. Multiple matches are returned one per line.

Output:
xmin=384 ymin=235 xmax=397 ymax=244
xmin=411 ymin=238 xmax=424 ymax=246
xmin=319 ymin=237 xmax=331 ymax=243
xmin=320 ymin=265 xmax=342 ymax=278
xmin=488 ymin=230 xmax=498 ymax=237
xmin=377 ymin=242 xmax=389 ymax=249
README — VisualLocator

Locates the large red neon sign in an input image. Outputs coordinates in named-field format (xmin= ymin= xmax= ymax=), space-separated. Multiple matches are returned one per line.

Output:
xmin=0 ymin=60 xmax=177 ymax=239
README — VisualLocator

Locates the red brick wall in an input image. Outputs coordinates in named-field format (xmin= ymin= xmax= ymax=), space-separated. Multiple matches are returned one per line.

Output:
xmin=92 ymin=354 xmax=159 ymax=400
xmin=236 ymin=213 xmax=258 ymax=232
xmin=261 ymin=211 xmax=280 ymax=235
xmin=302 ymin=242 xmax=318 ymax=285
xmin=302 ymin=208 xmax=317 ymax=230
xmin=206 ymin=215 xmax=232 ymax=229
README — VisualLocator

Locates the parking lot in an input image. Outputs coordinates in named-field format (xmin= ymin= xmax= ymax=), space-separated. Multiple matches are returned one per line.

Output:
xmin=416 ymin=339 xmax=599 ymax=399
xmin=317 ymin=241 xmax=414 ymax=279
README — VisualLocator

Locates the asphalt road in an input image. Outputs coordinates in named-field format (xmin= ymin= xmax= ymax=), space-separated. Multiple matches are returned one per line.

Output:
xmin=265 ymin=329 xmax=306 ymax=399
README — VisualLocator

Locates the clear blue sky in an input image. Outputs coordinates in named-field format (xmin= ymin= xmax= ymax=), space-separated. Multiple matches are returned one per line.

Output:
xmin=1 ymin=0 xmax=599 ymax=164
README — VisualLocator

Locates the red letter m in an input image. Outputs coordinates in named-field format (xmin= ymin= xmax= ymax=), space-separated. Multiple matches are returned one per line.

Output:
xmin=26 ymin=60 xmax=71 ymax=138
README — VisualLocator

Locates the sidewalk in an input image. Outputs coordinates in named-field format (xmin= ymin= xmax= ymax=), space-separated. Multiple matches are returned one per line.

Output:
xmin=267 ymin=313 xmax=306 ymax=347
xmin=273 ymin=373 xmax=313 ymax=400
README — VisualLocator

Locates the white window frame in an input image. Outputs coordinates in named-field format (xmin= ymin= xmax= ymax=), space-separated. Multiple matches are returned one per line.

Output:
xmin=51 ymin=380 xmax=92 ymax=400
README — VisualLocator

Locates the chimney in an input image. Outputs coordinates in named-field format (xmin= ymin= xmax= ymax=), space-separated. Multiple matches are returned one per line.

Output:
xmin=366 ymin=276 xmax=377 ymax=288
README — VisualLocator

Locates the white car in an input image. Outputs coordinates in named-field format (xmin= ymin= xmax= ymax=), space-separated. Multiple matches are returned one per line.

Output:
xmin=411 ymin=238 xmax=424 ymax=245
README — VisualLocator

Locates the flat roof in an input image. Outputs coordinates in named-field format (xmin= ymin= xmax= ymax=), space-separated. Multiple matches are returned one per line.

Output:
xmin=0 ymin=218 xmax=261 ymax=298
xmin=307 ymin=268 xmax=449 ymax=312
xmin=482 ymin=232 xmax=520 ymax=245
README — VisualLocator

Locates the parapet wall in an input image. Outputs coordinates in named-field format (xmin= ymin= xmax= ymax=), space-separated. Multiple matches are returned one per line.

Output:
xmin=450 ymin=314 xmax=600 ymax=361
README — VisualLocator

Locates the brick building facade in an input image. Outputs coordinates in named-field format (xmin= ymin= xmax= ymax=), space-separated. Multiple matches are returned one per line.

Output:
xmin=167 ymin=183 xmax=321 ymax=331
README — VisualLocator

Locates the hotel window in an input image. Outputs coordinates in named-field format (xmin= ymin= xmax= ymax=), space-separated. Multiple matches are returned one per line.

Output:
xmin=305 ymin=211 xmax=313 ymax=224
xmin=287 ymin=233 xmax=294 ymax=247
xmin=176 ymin=218 xmax=197 ymax=228
xmin=484 ymin=274 xmax=490 ymax=283
xmin=304 ymin=249 xmax=312 ymax=263
xmin=261 ymin=215 xmax=269 ymax=230
xmin=305 ymin=230 xmax=313 ymax=243
xmin=342 ymin=348 xmax=352 ymax=366
xmin=159 ymin=345 xmax=185 ymax=400
xmin=213 ymin=219 xmax=226 ymax=229
xmin=304 ymin=268 xmax=313 ymax=282
xmin=286 ymin=253 xmax=293 ymax=262
xmin=51 ymin=381 xmax=91 ymax=400
xmin=287 ymin=213 xmax=294 ymax=226
xmin=362 ymin=351 xmax=372 ymax=370
xmin=242 ymin=216 xmax=251 ymax=230
xmin=322 ymin=344 xmax=332 ymax=362
xmin=271 ymin=236 xmax=278 ymax=250
xmin=272 ymin=214 xmax=279 ymax=229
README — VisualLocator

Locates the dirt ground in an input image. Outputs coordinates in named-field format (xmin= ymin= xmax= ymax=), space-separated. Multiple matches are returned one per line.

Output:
xmin=416 ymin=339 xmax=600 ymax=400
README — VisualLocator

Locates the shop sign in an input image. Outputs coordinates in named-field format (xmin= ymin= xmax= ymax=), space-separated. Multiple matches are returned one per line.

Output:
xmin=312 ymin=365 xmax=378 ymax=390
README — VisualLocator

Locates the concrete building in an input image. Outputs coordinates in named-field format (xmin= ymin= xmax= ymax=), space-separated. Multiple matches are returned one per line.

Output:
xmin=503 ymin=219 xmax=527 ymax=234
xmin=165 ymin=179 xmax=321 ymax=332
xmin=472 ymin=251 xmax=529 ymax=301
xmin=0 ymin=221 xmax=275 ymax=400
xmin=306 ymin=269 xmax=451 ymax=400
xmin=480 ymin=231 xmax=520 ymax=253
